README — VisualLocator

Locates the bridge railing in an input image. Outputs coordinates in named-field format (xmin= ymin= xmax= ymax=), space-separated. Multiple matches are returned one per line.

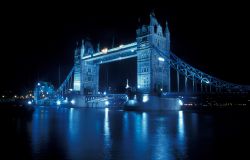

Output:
xmin=57 ymin=66 xmax=75 ymax=96
xmin=153 ymin=45 xmax=250 ymax=91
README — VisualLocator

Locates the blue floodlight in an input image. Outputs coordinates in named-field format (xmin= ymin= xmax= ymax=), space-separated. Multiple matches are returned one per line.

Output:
xmin=142 ymin=94 xmax=149 ymax=103
xmin=56 ymin=100 xmax=61 ymax=105
xmin=158 ymin=57 xmax=165 ymax=62
xmin=70 ymin=99 xmax=75 ymax=105
xmin=178 ymin=99 xmax=183 ymax=106
xmin=105 ymin=101 xmax=109 ymax=106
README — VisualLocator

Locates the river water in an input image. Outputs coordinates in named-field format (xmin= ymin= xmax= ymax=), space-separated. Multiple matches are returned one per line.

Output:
xmin=1 ymin=106 xmax=249 ymax=159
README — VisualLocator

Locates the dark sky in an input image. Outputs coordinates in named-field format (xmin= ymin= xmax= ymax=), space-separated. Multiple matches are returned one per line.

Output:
xmin=0 ymin=1 xmax=249 ymax=94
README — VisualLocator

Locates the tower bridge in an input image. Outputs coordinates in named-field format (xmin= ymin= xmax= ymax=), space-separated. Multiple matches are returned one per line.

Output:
xmin=52 ymin=13 xmax=249 ymax=106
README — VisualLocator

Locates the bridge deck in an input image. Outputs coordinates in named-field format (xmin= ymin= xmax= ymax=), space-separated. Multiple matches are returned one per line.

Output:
xmin=82 ymin=42 xmax=137 ymax=64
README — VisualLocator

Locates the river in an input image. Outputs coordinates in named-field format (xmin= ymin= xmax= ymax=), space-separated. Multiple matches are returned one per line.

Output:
xmin=1 ymin=106 xmax=249 ymax=159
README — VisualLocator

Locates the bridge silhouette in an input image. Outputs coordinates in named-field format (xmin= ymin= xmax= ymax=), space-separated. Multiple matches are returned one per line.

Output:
xmin=36 ymin=13 xmax=249 ymax=106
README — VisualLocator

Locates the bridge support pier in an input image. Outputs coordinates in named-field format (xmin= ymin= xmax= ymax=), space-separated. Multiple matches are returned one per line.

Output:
xmin=201 ymin=83 xmax=203 ymax=93
xmin=184 ymin=70 xmax=187 ymax=93
xmin=185 ymin=76 xmax=187 ymax=93
xmin=192 ymin=75 xmax=195 ymax=92
xmin=177 ymin=68 xmax=180 ymax=92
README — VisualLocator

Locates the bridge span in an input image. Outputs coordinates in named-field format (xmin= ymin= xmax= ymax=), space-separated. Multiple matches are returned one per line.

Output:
xmin=34 ymin=13 xmax=250 ymax=107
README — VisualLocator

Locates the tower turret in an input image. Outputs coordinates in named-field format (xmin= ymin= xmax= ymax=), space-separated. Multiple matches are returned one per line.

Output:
xmin=165 ymin=21 xmax=170 ymax=53
xmin=136 ymin=13 xmax=171 ymax=94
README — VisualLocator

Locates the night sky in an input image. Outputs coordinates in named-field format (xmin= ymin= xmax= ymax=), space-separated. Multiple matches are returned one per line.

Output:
xmin=1 ymin=1 xmax=249 ymax=94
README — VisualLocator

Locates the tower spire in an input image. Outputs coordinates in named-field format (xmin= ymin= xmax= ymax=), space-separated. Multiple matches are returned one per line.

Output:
xmin=150 ymin=11 xmax=158 ymax=26
xmin=165 ymin=20 xmax=169 ymax=33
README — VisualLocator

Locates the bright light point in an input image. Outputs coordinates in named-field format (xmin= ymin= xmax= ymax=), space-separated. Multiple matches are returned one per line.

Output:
xmin=119 ymin=44 xmax=124 ymax=48
xmin=56 ymin=100 xmax=61 ymax=105
xmin=69 ymin=88 xmax=73 ymax=91
xmin=63 ymin=98 xmax=68 ymax=103
xmin=131 ymin=49 xmax=134 ymax=52
xmin=137 ymin=85 xmax=140 ymax=89
xmin=70 ymin=99 xmax=75 ymax=105
xmin=103 ymin=91 xmax=107 ymax=95
xmin=2 ymin=95 xmax=4 ymax=98
xmin=158 ymin=57 xmax=165 ymax=62
xmin=37 ymin=83 xmax=40 ymax=86
xmin=101 ymin=48 xmax=108 ymax=54
xmin=142 ymin=94 xmax=149 ymax=103
xmin=160 ymin=88 xmax=163 ymax=91
xmin=201 ymin=78 xmax=210 ymax=84
xmin=105 ymin=108 xmax=109 ymax=112
xmin=28 ymin=101 xmax=32 ymax=105
xmin=128 ymin=100 xmax=136 ymax=105
xmin=178 ymin=99 xmax=183 ymax=106
xmin=105 ymin=101 xmax=109 ymax=106
xmin=14 ymin=95 xmax=17 ymax=98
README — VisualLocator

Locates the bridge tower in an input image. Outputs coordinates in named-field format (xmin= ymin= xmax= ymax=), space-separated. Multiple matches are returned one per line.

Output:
xmin=73 ymin=42 xmax=81 ymax=92
xmin=136 ymin=13 xmax=171 ymax=94
xmin=73 ymin=40 xmax=99 ymax=95
xmin=81 ymin=40 xmax=99 ymax=95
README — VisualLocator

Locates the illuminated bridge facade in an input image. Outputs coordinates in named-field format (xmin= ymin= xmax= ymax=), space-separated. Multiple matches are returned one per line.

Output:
xmin=57 ymin=13 xmax=249 ymax=97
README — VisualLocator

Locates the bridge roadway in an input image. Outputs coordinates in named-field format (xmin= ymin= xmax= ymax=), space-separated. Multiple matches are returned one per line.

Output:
xmin=82 ymin=42 xmax=137 ymax=64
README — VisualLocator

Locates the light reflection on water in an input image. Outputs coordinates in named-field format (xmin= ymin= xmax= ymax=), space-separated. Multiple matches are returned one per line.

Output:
xmin=177 ymin=110 xmax=187 ymax=159
xmin=152 ymin=115 xmax=171 ymax=160
xmin=142 ymin=112 xmax=148 ymax=140
xmin=104 ymin=108 xmax=111 ymax=159
xmin=5 ymin=106 xmax=247 ymax=159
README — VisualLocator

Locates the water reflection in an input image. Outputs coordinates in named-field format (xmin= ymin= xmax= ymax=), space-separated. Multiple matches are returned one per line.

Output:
xmin=142 ymin=112 xmax=148 ymax=140
xmin=69 ymin=108 xmax=75 ymax=136
xmin=31 ymin=108 xmax=50 ymax=156
xmin=104 ymin=108 xmax=111 ymax=159
xmin=177 ymin=110 xmax=187 ymax=159
xmin=152 ymin=115 xmax=173 ymax=160
xmin=178 ymin=111 xmax=184 ymax=139
xmin=12 ymin=106 xmax=246 ymax=159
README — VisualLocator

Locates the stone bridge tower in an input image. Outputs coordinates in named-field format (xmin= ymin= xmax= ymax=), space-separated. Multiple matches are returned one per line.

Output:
xmin=136 ymin=13 xmax=171 ymax=94
xmin=80 ymin=40 xmax=99 ymax=95
xmin=73 ymin=40 xmax=99 ymax=95
xmin=73 ymin=42 xmax=81 ymax=92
